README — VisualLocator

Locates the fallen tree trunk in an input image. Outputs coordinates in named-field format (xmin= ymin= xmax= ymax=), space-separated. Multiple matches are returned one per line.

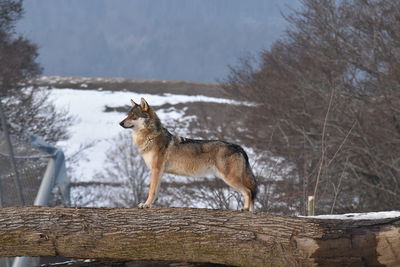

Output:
xmin=0 ymin=207 xmax=399 ymax=267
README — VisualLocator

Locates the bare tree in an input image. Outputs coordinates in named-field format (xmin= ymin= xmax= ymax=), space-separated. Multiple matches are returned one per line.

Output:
xmin=223 ymin=0 xmax=400 ymax=215
xmin=78 ymin=133 xmax=150 ymax=208
xmin=0 ymin=0 xmax=73 ymax=145
xmin=0 ymin=0 xmax=40 ymax=96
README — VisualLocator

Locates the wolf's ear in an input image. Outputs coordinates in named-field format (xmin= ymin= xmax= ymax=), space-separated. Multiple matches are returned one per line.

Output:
xmin=140 ymin=97 xmax=150 ymax=112
xmin=130 ymin=99 xmax=138 ymax=107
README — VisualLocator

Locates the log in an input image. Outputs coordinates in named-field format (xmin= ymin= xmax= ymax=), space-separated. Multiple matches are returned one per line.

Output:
xmin=0 ymin=206 xmax=399 ymax=267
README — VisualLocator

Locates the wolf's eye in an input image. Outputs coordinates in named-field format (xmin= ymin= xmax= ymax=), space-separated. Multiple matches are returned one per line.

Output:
xmin=128 ymin=114 xmax=137 ymax=120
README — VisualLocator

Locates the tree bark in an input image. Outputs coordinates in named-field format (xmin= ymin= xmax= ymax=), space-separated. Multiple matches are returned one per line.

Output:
xmin=0 ymin=207 xmax=399 ymax=267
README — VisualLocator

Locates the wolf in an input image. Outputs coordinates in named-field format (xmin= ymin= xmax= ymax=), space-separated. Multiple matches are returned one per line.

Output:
xmin=119 ymin=98 xmax=257 ymax=211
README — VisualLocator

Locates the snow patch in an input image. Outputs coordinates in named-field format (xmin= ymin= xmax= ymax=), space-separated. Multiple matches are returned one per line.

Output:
xmin=49 ymin=88 xmax=243 ymax=181
xmin=305 ymin=211 xmax=400 ymax=220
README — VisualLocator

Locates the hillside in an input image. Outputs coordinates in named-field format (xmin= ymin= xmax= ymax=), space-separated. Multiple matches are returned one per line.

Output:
xmin=34 ymin=76 xmax=225 ymax=98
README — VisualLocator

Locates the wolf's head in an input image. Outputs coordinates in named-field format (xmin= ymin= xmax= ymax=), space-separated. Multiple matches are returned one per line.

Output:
xmin=119 ymin=98 xmax=161 ymax=131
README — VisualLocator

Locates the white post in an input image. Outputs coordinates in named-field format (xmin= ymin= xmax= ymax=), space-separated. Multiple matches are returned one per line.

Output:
xmin=307 ymin=196 xmax=315 ymax=216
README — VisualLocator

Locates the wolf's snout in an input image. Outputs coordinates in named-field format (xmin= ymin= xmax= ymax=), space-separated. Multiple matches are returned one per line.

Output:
xmin=119 ymin=121 xmax=124 ymax=127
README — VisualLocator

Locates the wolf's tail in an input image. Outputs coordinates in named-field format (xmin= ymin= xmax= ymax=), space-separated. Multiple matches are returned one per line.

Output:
xmin=241 ymin=151 xmax=257 ymax=201
xmin=248 ymin=170 xmax=258 ymax=201
xmin=228 ymin=142 xmax=258 ymax=202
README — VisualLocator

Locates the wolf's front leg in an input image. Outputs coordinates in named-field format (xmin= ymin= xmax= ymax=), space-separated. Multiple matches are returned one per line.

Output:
xmin=138 ymin=168 xmax=163 ymax=209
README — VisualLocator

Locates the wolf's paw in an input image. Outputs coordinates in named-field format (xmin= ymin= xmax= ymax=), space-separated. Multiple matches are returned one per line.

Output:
xmin=240 ymin=208 xmax=256 ymax=213
xmin=138 ymin=203 xmax=152 ymax=209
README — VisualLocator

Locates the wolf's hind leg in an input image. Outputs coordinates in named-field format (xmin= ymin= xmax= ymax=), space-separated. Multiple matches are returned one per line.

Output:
xmin=241 ymin=187 xmax=254 ymax=212
xmin=219 ymin=174 xmax=253 ymax=211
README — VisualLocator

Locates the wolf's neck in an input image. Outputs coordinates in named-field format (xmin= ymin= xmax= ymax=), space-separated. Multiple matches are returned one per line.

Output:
xmin=132 ymin=127 xmax=162 ymax=151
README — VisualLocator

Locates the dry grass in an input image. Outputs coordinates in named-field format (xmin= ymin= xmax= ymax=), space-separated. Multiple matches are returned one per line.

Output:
xmin=32 ymin=76 xmax=225 ymax=98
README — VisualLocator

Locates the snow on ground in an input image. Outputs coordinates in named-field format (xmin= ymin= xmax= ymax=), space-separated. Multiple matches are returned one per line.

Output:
xmin=49 ymin=88 xmax=244 ymax=181
xmin=305 ymin=211 xmax=400 ymax=220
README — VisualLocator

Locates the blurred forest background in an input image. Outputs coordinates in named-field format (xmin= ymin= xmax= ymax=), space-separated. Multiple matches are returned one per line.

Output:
xmin=1 ymin=0 xmax=400 ymax=217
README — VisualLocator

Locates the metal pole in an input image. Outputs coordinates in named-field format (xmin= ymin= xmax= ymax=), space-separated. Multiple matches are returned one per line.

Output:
xmin=0 ymin=99 xmax=25 ymax=205
xmin=34 ymin=158 xmax=55 ymax=205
